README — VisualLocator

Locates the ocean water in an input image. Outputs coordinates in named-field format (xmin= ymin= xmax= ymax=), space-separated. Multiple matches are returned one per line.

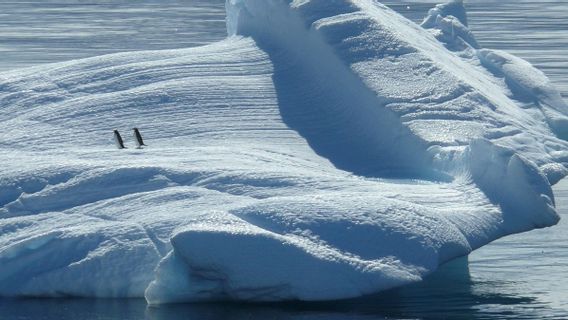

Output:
xmin=0 ymin=0 xmax=227 ymax=72
xmin=0 ymin=1 xmax=567 ymax=319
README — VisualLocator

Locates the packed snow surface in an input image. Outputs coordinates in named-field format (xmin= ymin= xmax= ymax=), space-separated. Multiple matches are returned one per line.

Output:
xmin=1 ymin=0 xmax=567 ymax=303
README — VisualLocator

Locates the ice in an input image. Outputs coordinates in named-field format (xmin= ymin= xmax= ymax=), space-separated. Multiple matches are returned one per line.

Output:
xmin=1 ymin=0 xmax=567 ymax=303
xmin=422 ymin=0 xmax=468 ymax=29
xmin=478 ymin=48 xmax=568 ymax=140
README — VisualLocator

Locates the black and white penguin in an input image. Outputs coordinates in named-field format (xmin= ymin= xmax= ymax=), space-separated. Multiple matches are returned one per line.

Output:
xmin=113 ymin=129 xmax=126 ymax=149
xmin=133 ymin=127 xmax=146 ymax=148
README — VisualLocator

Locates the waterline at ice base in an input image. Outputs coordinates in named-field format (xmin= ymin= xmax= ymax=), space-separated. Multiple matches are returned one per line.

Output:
xmin=0 ymin=0 xmax=566 ymax=304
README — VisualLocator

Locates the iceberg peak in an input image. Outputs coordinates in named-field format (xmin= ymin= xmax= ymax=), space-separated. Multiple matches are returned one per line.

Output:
xmin=422 ymin=0 xmax=468 ymax=28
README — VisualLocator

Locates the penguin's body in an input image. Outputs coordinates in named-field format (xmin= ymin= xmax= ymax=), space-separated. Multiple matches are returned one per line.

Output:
xmin=113 ymin=130 xmax=126 ymax=149
xmin=133 ymin=128 xmax=146 ymax=148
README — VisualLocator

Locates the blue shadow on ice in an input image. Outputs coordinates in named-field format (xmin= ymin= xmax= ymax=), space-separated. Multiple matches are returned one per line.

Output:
xmin=239 ymin=21 xmax=448 ymax=180
xmin=146 ymin=257 xmax=538 ymax=320
xmin=267 ymin=44 xmax=438 ymax=180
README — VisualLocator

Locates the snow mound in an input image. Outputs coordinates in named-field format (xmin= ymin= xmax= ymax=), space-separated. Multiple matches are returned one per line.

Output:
xmin=1 ymin=0 xmax=567 ymax=303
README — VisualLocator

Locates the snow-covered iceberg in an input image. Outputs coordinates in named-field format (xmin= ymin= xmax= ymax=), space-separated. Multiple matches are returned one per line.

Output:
xmin=1 ymin=0 xmax=567 ymax=303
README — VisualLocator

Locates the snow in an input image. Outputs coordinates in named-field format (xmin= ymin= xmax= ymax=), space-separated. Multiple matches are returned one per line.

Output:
xmin=1 ymin=0 xmax=567 ymax=303
xmin=477 ymin=48 xmax=568 ymax=140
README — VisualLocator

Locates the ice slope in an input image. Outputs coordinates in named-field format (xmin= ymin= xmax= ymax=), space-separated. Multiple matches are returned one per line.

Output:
xmin=0 ymin=0 xmax=567 ymax=303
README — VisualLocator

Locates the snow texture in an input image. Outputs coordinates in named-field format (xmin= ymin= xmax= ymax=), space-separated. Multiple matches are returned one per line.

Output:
xmin=1 ymin=0 xmax=567 ymax=303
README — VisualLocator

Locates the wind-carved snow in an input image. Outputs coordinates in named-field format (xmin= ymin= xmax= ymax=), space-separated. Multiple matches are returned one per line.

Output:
xmin=0 ymin=0 xmax=567 ymax=303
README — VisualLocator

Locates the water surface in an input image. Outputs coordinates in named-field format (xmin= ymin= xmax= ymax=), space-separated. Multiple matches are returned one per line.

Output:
xmin=0 ymin=0 xmax=226 ymax=71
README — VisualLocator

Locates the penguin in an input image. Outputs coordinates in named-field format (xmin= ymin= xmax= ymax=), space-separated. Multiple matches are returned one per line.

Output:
xmin=133 ymin=127 xmax=146 ymax=148
xmin=113 ymin=130 xmax=126 ymax=149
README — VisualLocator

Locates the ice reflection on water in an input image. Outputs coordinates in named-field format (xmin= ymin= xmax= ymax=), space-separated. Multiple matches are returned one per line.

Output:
xmin=0 ymin=255 xmax=561 ymax=319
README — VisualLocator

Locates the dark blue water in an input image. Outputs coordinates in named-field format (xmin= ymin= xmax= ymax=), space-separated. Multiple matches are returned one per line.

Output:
xmin=1 ymin=1 xmax=567 ymax=319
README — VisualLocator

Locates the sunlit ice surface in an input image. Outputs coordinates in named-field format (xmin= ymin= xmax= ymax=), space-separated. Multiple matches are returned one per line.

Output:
xmin=0 ymin=0 xmax=564 ymax=318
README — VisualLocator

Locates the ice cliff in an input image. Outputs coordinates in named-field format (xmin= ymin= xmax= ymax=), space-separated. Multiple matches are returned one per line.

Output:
xmin=0 ymin=0 xmax=567 ymax=303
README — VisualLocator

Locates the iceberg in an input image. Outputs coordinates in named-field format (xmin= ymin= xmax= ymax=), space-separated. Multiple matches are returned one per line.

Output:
xmin=0 ymin=0 xmax=566 ymax=303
